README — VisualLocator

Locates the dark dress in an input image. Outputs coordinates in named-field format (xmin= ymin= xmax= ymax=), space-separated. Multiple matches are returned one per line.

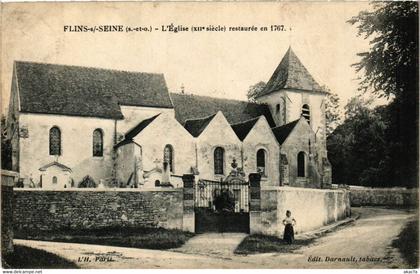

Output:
xmin=283 ymin=224 xmax=294 ymax=244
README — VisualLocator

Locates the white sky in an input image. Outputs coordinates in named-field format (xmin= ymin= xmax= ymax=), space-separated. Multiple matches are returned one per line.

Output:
xmin=1 ymin=2 xmax=376 ymax=115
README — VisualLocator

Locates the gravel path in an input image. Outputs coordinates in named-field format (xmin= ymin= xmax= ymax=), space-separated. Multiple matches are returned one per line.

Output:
xmin=15 ymin=207 xmax=415 ymax=268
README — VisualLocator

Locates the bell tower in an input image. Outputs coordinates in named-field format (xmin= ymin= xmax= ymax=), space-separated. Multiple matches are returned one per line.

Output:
xmin=255 ymin=47 xmax=328 ymax=146
xmin=255 ymin=46 xmax=332 ymax=186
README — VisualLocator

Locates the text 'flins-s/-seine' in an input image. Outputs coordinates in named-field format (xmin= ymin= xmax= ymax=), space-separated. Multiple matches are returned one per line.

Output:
xmin=63 ymin=24 xmax=288 ymax=33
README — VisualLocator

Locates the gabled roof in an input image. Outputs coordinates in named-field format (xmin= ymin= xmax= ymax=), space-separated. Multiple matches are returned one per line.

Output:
xmin=124 ymin=114 xmax=160 ymax=140
xmin=272 ymin=119 xmax=300 ymax=145
xmin=257 ymin=47 xmax=325 ymax=97
xmin=184 ymin=113 xmax=216 ymax=137
xmin=14 ymin=61 xmax=173 ymax=119
xmin=231 ymin=117 xmax=260 ymax=141
xmin=170 ymin=93 xmax=276 ymax=127
xmin=39 ymin=161 xmax=72 ymax=172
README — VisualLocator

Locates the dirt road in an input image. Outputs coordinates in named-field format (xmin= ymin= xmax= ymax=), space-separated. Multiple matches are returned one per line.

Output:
xmin=15 ymin=207 xmax=415 ymax=268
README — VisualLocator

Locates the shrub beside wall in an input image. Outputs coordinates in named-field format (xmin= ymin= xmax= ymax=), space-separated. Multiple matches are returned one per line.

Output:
xmin=13 ymin=189 xmax=183 ymax=231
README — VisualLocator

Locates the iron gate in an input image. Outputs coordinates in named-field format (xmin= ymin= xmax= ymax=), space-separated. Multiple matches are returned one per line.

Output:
xmin=194 ymin=179 xmax=250 ymax=233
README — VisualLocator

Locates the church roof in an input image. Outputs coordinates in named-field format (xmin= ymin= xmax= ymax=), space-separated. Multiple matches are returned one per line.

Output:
xmin=124 ymin=114 xmax=161 ymax=140
xmin=258 ymin=47 xmax=325 ymax=97
xmin=14 ymin=61 xmax=173 ymax=119
xmin=271 ymin=119 xmax=300 ymax=145
xmin=231 ymin=117 xmax=260 ymax=141
xmin=170 ymin=93 xmax=276 ymax=127
xmin=184 ymin=113 xmax=217 ymax=137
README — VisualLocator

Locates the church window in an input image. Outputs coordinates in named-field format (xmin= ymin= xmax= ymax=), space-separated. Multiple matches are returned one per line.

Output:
xmin=257 ymin=149 xmax=267 ymax=176
xmin=52 ymin=176 xmax=58 ymax=184
xmin=214 ymin=147 xmax=224 ymax=175
xmin=163 ymin=144 xmax=174 ymax=172
xmin=297 ymin=151 xmax=305 ymax=177
xmin=93 ymin=129 xmax=103 ymax=157
xmin=302 ymin=104 xmax=310 ymax=124
xmin=49 ymin=126 xmax=61 ymax=155
xmin=275 ymin=104 xmax=280 ymax=114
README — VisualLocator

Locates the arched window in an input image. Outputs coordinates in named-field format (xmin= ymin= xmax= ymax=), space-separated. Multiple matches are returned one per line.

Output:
xmin=214 ymin=147 xmax=225 ymax=175
xmin=93 ymin=129 xmax=103 ymax=157
xmin=49 ymin=126 xmax=61 ymax=155
xmin=297 ymin=151 xmax=305 ymax=177
xmin=302 ymin=104 xmax=310 ymax=124
xmin=163 ymin=144 xmax=174 ymax=172
xmin=52 ymin=176 xmax=58 ymax=184
xmin=257 ymin=149 xmax=266 ymax=176
xmin=275 ymin=104 xmax=280 ymax=114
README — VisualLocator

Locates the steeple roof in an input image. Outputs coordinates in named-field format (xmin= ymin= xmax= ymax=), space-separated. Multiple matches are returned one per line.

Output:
xmin=258 ymin=47 xmax=325 ymax=97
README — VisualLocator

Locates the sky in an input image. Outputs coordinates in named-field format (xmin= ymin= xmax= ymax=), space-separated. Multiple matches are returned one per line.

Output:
xmin=1 ymin=2 xmax=376 ymax=115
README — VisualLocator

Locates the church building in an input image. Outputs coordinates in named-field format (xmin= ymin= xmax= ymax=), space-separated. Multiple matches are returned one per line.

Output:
xmin=6 ymin=47 xmax=332 ymax=189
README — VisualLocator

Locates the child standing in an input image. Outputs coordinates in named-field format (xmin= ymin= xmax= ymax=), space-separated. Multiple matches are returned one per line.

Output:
xmin=282 ymin=210 xmax=296 ymax=244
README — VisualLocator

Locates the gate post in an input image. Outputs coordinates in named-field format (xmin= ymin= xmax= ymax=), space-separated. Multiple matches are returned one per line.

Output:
xmin=249 ymin=173 xmax=262 ymax=234
xmin=182 ymin=174 xmax=195 ymax=233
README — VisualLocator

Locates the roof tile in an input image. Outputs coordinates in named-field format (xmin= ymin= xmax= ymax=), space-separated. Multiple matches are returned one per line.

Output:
xmin=258 ymin=47 xmax=325 ymax=97
xmin=15 ymin=61 xmax=173 ymax=119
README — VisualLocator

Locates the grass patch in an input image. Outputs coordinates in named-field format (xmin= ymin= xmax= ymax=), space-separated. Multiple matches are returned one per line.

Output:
xmin=392 ymin=219 xmax=419 ymax=268
xmin=15 ymin=226 xmax=195 ymax=250
xmin=2 ymin=244 xmax=79 ymax=269
xmin=234 ymin=234 xmax=314 ymax=255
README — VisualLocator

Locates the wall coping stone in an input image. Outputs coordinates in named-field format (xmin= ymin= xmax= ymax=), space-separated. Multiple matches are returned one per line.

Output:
xmin=1 ymin=169 xmax=19 ymax=186
xmin=14 ymin=187 xmax=182 ymax=193
xmin=262 ymin=185 xmax=348 ymax=193
xmin=348 ymin=185 xmax=415 ymax=191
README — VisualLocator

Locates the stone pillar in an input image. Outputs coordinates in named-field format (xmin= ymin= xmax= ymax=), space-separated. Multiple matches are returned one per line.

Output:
xmin=1 ymin=170 xmax=17 ymax=255
xmin=181 ymin=174 xmax=195 ymax=232
xmin=249 ymin=173 xmax=261 ymax=234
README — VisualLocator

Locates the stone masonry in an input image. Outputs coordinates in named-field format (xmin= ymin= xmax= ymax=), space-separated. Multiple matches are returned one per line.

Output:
xmin=13 ymin=189 xmax=183 ymax=231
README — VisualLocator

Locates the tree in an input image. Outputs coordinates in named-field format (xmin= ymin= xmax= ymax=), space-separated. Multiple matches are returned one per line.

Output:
xmin=327 ymin=96 xmax=390 ymax=187
xmin=348 ymin=2 xmax=419 ymax=187
xmin=322 ymin=86 xmax=341 ymax=136
xmin=246 ymin=81 xmax=266 ymax=103
xmin=1 ymin=115 xmax=12 ymax=170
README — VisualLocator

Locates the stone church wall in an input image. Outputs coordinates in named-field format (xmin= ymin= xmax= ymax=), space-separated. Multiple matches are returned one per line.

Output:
xmin=242 ymin=118 xmax=280 ymax=187
xmin=133 ymin=113 xmax=196 ymax=177
xmin=18 ymin=113 xmax=115 ymax=187
xmin=281 ymin=119 xmax=320 ymax=188
xmin=13 ymin=188 xmax=184 ymax=231
xmin=196 ymin=112 xmax=242 ymax=181
xmin=258 ymin=186 xmax=350 ymax=236
xmin=283 ymin=90 xmax=326 ymax=145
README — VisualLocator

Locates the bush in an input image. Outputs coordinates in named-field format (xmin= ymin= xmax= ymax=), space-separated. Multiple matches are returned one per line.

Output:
xmin=392 ymin=219 xmax=419 ymax=268
xmin=78 ymin=175 xmax=96 ymax=188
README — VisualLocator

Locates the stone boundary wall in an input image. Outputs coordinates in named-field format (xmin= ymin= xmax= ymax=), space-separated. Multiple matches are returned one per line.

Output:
xmin=13 ymin=188 xmax=184 ymax=231
xmin=348 ymin=186 xmax=418 ymax=207
xmin=256 ymin=186 xmax=350 ymax=236
xmin=2 ymin=170 xmax=18 ymax=255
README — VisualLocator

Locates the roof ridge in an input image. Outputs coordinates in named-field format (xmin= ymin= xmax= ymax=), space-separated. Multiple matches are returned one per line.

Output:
xmin=230 ymin=116 xmax=261 ymax=126
xmin=271 ymin=118 xmax=300 ymax=130
xmin=15 ymin=60 xmax=164 ymax=76
xmin=124 ymin=113 xmax=161 ymax=139
xmin=170 ymin=92 xmax=263 ymax=106
xmin=184 ymin=112 xmax=217 ymax=124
